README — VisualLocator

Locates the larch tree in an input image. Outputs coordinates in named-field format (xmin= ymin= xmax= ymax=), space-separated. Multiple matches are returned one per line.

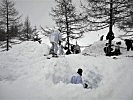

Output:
xmin=22 ymin=16 xmax=33 ymax=41
xmin=118 ymin=0 xmax=133 ymax=39
xmin=0 ymin=0 xmax=21 ymax=51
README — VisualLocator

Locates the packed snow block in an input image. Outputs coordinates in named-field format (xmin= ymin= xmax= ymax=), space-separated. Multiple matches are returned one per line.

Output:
xmin=82 ymin=41 xmax=106 ymax=56
xmin=44 ymin=58 xmax=72 ymax=84
xmin=84 ymin=70 xmax=102 ymax=89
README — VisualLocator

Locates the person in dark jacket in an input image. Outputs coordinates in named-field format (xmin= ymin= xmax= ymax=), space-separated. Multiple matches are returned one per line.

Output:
xmin=104 ymin=43 xmax=113 ymax=56
xmin=125 ymin=39 xmax=133 ymax=51
xmin=113 ymin=42 xmax=121 ymax=56
xmin=74 ymin=44 xmax=81 ymax=54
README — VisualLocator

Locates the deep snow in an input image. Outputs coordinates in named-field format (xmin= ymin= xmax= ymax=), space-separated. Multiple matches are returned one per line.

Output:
xmin=0 ymin=37 xmax=133 ymax=100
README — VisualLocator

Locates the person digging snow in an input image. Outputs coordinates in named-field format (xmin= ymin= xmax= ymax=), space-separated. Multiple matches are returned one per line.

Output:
xmin=49 ymin=28 xmax=62 ymax=57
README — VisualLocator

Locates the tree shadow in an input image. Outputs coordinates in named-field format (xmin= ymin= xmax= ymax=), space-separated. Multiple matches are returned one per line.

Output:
xmin=0 ymin=40 xmax=23 ymax=52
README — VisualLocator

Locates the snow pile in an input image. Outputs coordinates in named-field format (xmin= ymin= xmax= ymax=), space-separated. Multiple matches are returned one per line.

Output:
xmin=9 ymin=41 xmax=50 ymax=57
xmin=82 ymin=41 xmax=106 ymax=55
xmin=43 ymin=57 xmax=73 ymax=84
xmin=0 ymin=40 xmax=133 ymax=100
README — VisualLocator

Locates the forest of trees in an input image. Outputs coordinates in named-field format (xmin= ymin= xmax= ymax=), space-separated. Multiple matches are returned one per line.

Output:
xmin=0 ymin=0 xmax=34 ymax=51
xmin=0 ymin=0 xmax=21 ymax=51
xmin=20 ymin=16 xmax=34 ymax=41
xmin=0 ymin=0 xmax=133 ymax=52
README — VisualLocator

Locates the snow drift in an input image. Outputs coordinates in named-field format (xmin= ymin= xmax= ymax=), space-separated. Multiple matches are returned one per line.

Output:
xmin=0 ymin=40 xmax=133 ymax=100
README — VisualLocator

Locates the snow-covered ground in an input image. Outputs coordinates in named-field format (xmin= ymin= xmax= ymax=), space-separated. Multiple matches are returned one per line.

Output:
xmin=0 ymin=36 xmax=133 ymax=100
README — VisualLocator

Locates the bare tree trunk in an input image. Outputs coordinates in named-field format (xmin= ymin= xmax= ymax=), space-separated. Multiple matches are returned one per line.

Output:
xmin=65 ymin=3 xmax=71 ymax=54
xmin=6 ymin=0 xmax=9 ymax=51
xmin=107 ymin=0 xmax=114 ymax=56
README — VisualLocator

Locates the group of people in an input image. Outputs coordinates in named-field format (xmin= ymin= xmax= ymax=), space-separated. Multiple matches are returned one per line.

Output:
xmin=125 ymin=39 xmax=133 ymax=51
xmin=49 ymin=28 xmax=81 ymax=57
xmin=64 ymin=42 xmax=81 ymax=55
xmin=70 ymin=43 xmax=81 ymax=54
xmin=104 ymin=41 xmax=121 ymax=56
xmin=104 ymin=38 xmax=133 ymax=56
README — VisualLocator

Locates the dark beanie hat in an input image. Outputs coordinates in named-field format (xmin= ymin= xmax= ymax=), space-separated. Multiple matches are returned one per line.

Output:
xmin=77 ymin=68 xmax=83 ymax=76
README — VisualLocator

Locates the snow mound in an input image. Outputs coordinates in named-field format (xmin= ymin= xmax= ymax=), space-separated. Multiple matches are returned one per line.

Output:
xmin=43 ymin=57 xmax=73 ymax=84
xmin=82 ymin=41 xmax=106 ymax=56
xmin=84 ymin=70 xmax=102 ymax=89
xmin=9 ymin=41 xmax=50 ymax=57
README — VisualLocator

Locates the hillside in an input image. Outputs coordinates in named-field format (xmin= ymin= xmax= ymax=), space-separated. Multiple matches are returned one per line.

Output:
xmin=0 ymin=40 xmax=133 ymax=100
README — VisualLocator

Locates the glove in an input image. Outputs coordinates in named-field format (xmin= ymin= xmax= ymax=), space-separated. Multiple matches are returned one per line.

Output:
xmin=84 ymin=83 xmax=88 ymax=88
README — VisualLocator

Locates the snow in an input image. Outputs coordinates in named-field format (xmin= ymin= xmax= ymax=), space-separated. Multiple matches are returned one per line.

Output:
xmin=0 ymin=36 xmax=133 ymax=100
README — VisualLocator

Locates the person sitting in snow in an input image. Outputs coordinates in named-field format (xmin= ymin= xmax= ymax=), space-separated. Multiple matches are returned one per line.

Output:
xmin=49 ymin=28 xmax=62 ymax=57
xmin=71 ymin=68 xmax=88 ymax=88
xmin=104 ymin=43 xmax=113 ymax=56
xmin=73 ymin=41 xmax=81 ymax=54
xmin=70 ymin=44 xmax=74 ymax=54
xmin=58 ymin=42 xmax=64 ymax=55
xmin=113 ymin=42 xmax=121 ymax=56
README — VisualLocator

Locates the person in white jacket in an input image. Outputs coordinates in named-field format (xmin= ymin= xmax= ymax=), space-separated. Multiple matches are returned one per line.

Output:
xmin=71 ymin=68 xmax=83 ymax=84
xmin=49 ymin=29 xmax=62 ymax=57
xmin=71 ymin=68 xmax=88 ymax=88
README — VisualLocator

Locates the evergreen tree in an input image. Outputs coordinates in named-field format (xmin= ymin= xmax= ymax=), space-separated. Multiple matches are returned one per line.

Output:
xmin=118 ymin=0 xmax=133 ymax=34
xmin=0 ymin=0 xmax=21 ymax=51
xmin=9 ymin=24 xmax=18 ymax=38
xmin=21 ymin=16 xmax=33 ymax=41
xmin=0 ymin=28 xmax=6 ymax=41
